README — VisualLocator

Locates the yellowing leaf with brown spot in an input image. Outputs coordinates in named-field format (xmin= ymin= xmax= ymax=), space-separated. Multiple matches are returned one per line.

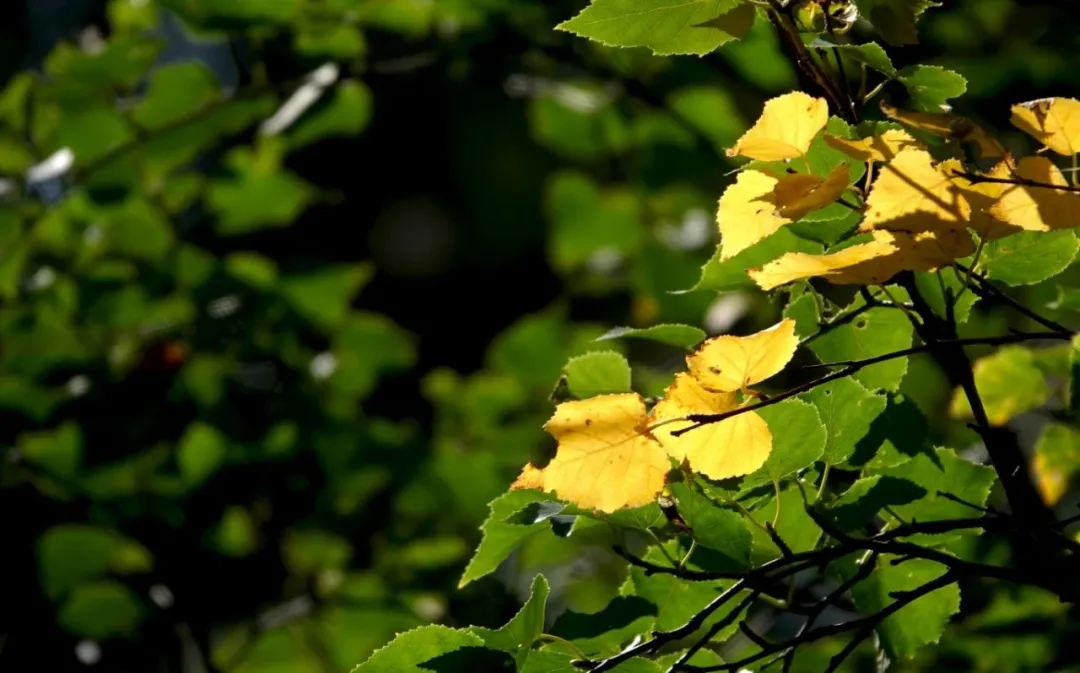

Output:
xmin=879 ymin=101 xmax=1005 ymax=158
xmin=717 ymin=169 xmax=789 ymax=260
xmin=533 ymin=393 xmax=669 ymax=513
xmin=649 ymin=373 xmax=771 ymax=480
xmin=860 ymin=149 xmax=971 ymax=233
xmin=727 ymin=92 xmax=828 ymax=161
xmin=823 ymin=130 xmax=923 ymax=163
xmin=769 ymin=163 xmax=852 ymax=220
xmin=1010 ymin=97 xmax=1080 ymax=156
xmin=989 ymin=156 xmax=1080 ymax=232
xmin=748 ymin=236 xmax=900 ymax=290
xmin=687 ymin=319 xmax=798 ymax=392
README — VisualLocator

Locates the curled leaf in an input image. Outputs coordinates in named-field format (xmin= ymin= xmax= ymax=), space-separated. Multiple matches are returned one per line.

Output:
xmin=1010 ymin=97 xmax=1080 ymax=156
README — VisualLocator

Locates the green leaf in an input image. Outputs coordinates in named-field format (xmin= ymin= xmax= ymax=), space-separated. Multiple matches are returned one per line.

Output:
xmin=1071 ymin=334 xmax=1080 ymax=415
xmin=59 ymin=580 xmax=145 ymax=638
xmin=557 ymin=0 xmax=754 ymax=56
xmin=286 ymin=80 xmax=374 ymax=149
xmin=809 ymin=39 xmax=896 ymax=77
xmin=847 ymin=394 xmax=931 ymax=468
xmin=852 ymin=0 xmax=940 ymax=46
xmin=549 ymin=595 xmax=656 ymax=655
xmin=459 ymin=490 xmax=561 ymax=588
xmin=132 ymin=62 xmax=220 ymax=129
xmin=783 ymin=292 xmax=820 ymax=339
xmin=851 ymin=558 xmax=959 ymax=659
xmin=898 ymin=65 xmax=967 ymax=111
xmin=207 ymin=145 xmax=315 ymax=236
xmin=949 ymin=346 xmax=1050 ymax=427
xmin=913 ymin=269 xmax=977 ymax=324
xmin=742 ymin=398 xmax=826 ymax=488
xmin=19 ymin=422 xmax=82 ymax=479
xmin=870 ymin=447 xmax=996 ymax=536
xmin=563 ymin=351 xmax=632 ymax=399
xmin=597 ymin=324 xmax=706 ymax=348
xmin=39 ymin=525 xmax=152 ymax=598
xmin=55 ymin=108 xmax=135 ymax=165
xmin=748 ymin=483 xmax=821 ymax=563
xmin=625 ymin=544 xmax=736 ymax=632
xmin=1033 ymin=422 xmax=1080 ymax=504
xmin=809 ymin=300 xmax=914 ymax=392
xmin=352 ymin=625 xmax=485 ymax=673
xmin=982 ymin=230 xmax=1079 ymax=286
xmin=803 ymin=377 xmax=888 ymax=465
xmin=279 ymin=263 xmax=374 ymax=329
xmin=826 ymin=475 xmax=927 ymax=532
xmin=471 ymin=575 xmax=550 ymax=667
xmin=688 ymin=229 xmax=823 ymax=293
xmin=177 ymin=421 xmax=227 ymax=487
xmin=670 ymin=482 xmax=751 ymax=567
xmin=602 ymin=502 xmax=667 ymax=531
xmin=546 ymin=171 xmax=644 ymax=271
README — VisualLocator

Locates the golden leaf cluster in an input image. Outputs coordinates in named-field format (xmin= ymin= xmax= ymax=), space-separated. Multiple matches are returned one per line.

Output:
xmin=511 ymin=320 xmax=799 ymax=512
xmin=713 ymin=92 xmax=1080 ymax=290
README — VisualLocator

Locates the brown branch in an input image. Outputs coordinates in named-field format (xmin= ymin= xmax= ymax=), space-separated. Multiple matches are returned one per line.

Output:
xmin=953 ymin=262 xmax=1071 ymax=333
xmin=951 ymin=170 xmax=1080 ymax=194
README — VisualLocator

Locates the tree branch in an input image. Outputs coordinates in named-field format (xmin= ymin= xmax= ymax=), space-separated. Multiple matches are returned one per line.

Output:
xmin=666 ymin=330 xmax=1073 ymax=437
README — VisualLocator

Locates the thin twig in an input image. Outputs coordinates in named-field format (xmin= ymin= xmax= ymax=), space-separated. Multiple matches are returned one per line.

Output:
xmin=666 ymin=330 xmax=1073 ymax=436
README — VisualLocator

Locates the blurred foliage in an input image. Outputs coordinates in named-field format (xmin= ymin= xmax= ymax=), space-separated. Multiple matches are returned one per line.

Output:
xmin=1 ymin=0 xmax=1080 ymax=672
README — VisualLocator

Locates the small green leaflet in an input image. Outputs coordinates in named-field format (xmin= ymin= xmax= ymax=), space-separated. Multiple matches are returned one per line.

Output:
xmin=803 ymin=377 xmax=888 ymax=465
xmin=557 ymin=0 xmax=757 ymax=56
xmin=898 ymin=65 xmax=967 ymax=111
xmin=852 ymin=0 xmax=941 ymax=46
xmin=563 ymin=350 xmax=632 ymax=399
xmin=808 ymin=38 xmax=896 ymax=78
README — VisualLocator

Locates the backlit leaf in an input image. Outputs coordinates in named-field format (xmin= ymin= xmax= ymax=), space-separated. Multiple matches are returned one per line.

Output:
xmin=949 ymin=346 xmax=1050 ymax=426
xmin=650 ymin=373 xmax=771 ymax=480
xmin=686 ymin=318 xmax=798 ymax=392
xmin=727 ymin=92 xmax=829 ymax=161
xmin=1010 ymin=97 xmax=1080 ymax=156
xmin=556 ymin=0 xmax=752 ymax=56
xmin=531 ymin=394 xmax=669 ymax=512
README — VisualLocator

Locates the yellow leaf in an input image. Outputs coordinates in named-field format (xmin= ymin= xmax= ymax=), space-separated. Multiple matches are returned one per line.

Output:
xmin=888 ymin=228 xmax=976 ymax=270
xmin=879 ymin=101 xmax=1005 ymax=159
xmin=769 ymin=162 xmax=852 ymax=220
xmin=748 ymin=236 xmax=900 ymax=290
xmin=717 ymin=169 xmax=790 ymax=260
xmin=823 ymin=130 xmax=923 ymax=163
xmin=860 ymin=148 xmax=971 ymax=233
xmin=534 ymin=393 xmax=669 ymax=513
xmin=1033 ymin=450 xmax=1068 ymax=506
xmin=1010 ymin=97 xmax=1080 ymax=156
xmin=748 ymin=229 xmax=974 ymax=291
xmin=727 ymin=92 xmax=829 ymax=161
xmin=947 ymin=159 xmax=1025 ymax=240
xmin=649 ymin=373 xmax=771 ymax=480
xmin=510 ymin=463 xmax=545 ymax=491
xmin=989 ymin=156 xmax=1080 ymax=232
xmin=687 ymin=319 xmax=798 ymax=392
